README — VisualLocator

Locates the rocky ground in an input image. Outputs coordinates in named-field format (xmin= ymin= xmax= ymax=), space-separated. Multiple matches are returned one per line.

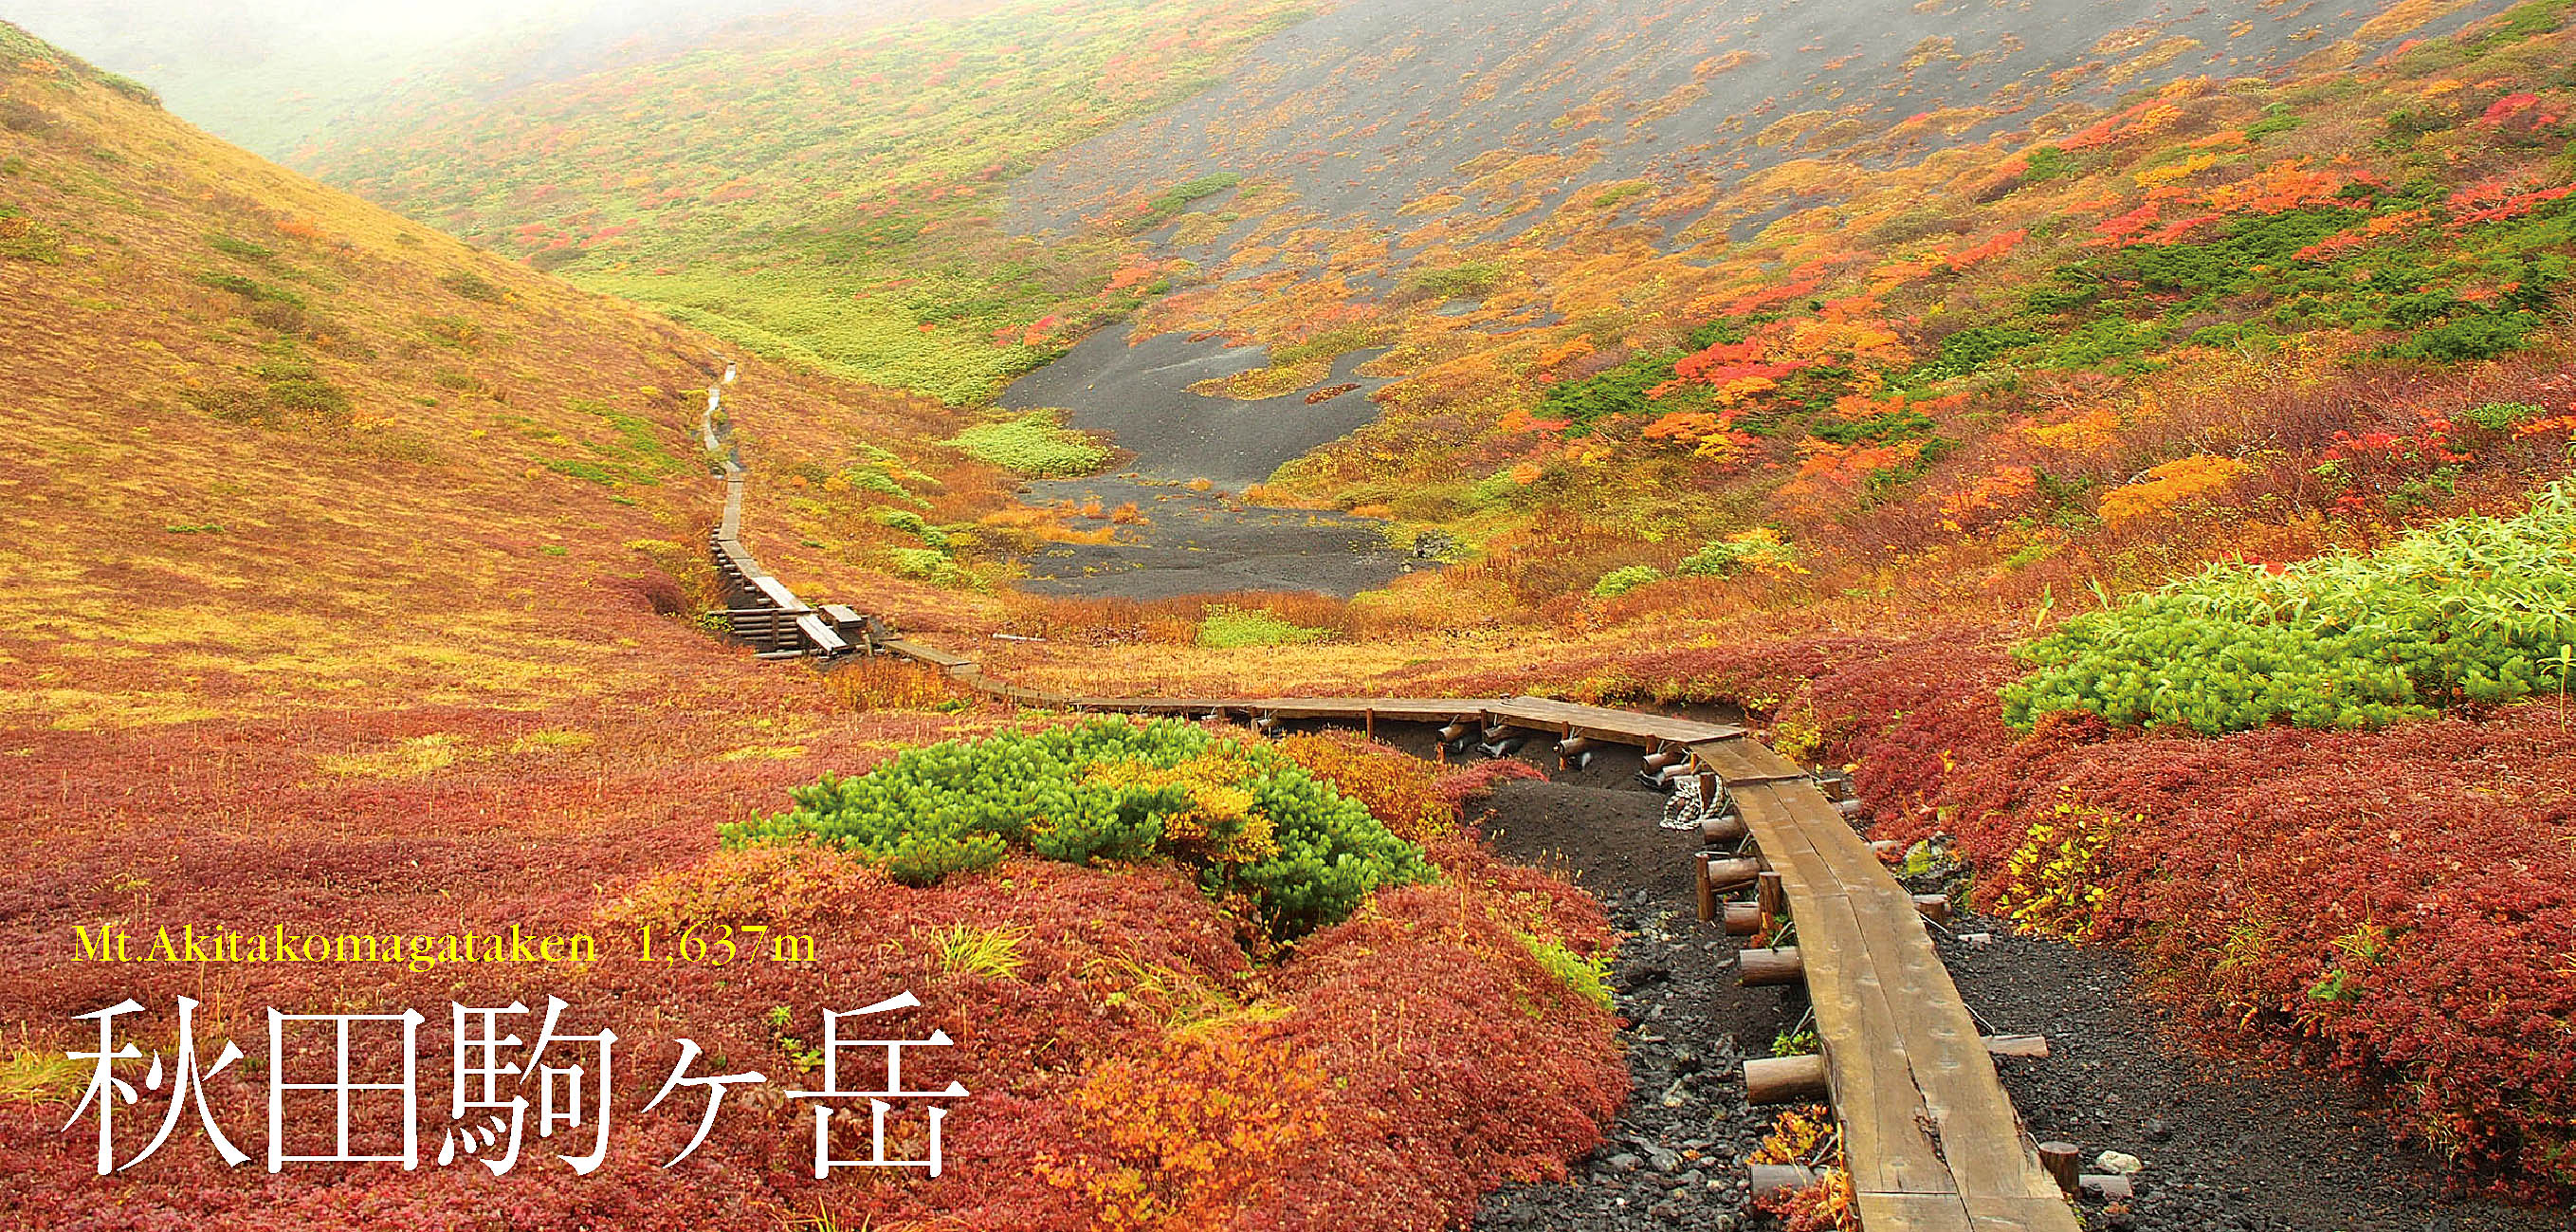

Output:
xmin=1469 ymin=778 xmax=1785 ymax=1232
xmin=1454 ymin=766 xmax=2572 ymax=1232
xmin=1013 ymin=475 xmax=1411 ymax=598
xmin=1926 ymin=884 xmax=2567 ymax=1232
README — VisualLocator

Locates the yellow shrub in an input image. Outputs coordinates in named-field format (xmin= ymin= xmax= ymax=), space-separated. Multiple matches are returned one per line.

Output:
xmin=2097 ymin=454 xmax=2251 ymax=525
xmin=1994 ymin=798 xmax=2126 ymax=942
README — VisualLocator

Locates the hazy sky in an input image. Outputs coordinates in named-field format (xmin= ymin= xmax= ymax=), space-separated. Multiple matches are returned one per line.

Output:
xmin=5 ymin=0 xmax=870 ymax=154
xmin=9 ymin=0 xmax=589 ymax=55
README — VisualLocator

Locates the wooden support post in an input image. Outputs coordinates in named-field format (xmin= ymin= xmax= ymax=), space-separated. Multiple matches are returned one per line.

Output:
xmin=1911 ymin=892 xmax=1951 ymax=923
xmin=1723 ymin=902 xmax=1763 ymax=935
xmin=1695 ymin=855 xmax=1715 ymax=924
xmin=1757 ymin=871 xmax=1786 ymax=928
xmin=1703 ymin=856 xmax=1762 ymax=892
xmin=2037 ymin=1142 xmax=2082 ymax=1194
xmin=1744 ymin=1054 xmax=1828 ymax=1104
xmin=1701 ymin=813 xmax=1748 ymax=843
xmin=1982 ymin=1034 xmax=2050 ymax=1058
xmin=1746 ymin=1163 xmax=1819 ymax=1196
xmin=1738 ymin=947 xmax=1804 ymax=986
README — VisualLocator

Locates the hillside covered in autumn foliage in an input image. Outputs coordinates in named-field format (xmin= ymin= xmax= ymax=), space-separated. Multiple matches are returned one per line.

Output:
xmin=11 ymin=0 xmax=2576 ymax=1222
xmin=0 ymin=19 xmax=1639 ymax=1230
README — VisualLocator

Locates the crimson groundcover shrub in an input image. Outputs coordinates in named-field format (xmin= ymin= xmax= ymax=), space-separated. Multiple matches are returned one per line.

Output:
xmin=0 ymin=717 xmax=1622 ymax=1230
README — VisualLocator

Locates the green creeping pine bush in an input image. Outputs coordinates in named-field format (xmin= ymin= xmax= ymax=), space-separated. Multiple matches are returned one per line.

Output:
xmin=1408 ymin=262 xmax=1500 ymax=298
xmin=947 ymin=411 xmax=1109 ymax=476
xmin=1592 ymin=564 xmax=1663 ymax=598
xmin=1676 ymin=532 xmax=1799 ymax=577
xmin=2002 ymin=483 xmax=2576 ymax=734
xmin=720 ymin=718 xmax=1433 ymax=942
xmin=1544 ymin=351 xmax=1676 ymax=435
xmin=2464 ymin=401 xmax=2548 ymax=432
xmin=1146 ymin=172 xmax=1242 ymax=217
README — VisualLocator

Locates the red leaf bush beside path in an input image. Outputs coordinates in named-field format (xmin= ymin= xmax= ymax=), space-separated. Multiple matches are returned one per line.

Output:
xmin=1640 ymin=628 xmax=2576 ymax=1190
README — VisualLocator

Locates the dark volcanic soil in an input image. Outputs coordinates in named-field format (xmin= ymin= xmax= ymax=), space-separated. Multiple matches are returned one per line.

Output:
xmin=999 ymin=328 xmax=1394 ymax=488
xmin=1453 ymin=760 xmax=2572 ymax=1232
xmin=1008 ymin=0 xmax=2514 ymax=242
xmin=1930 ymin=908 xmax=2569 ymax=1232
xmin=1470 ymin=777 xmax=1787 ymax=1232
xmin=996 ymin=324 xmax=1408 ymax=598
xmin=1014 ymin=475 xmax=1410 ymax=598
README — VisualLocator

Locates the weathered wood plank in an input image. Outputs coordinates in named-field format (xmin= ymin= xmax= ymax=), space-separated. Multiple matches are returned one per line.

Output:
xmin=1848 ymin=885 xmax=2062 ymax=1205
xmin=1729 ymin=783 xmax=1837 ymax=906
xmin=1963 ymin=1196 xmax=2082 ymax=1231
xmin=1691 ymin=736 xmax=1808 ymax=784
xmin=1492 ymin=696 xmax=1742 ymax=744
xmin=1794 ymin=893 xmax=1960 ymax=1195
xmin=1855 ymin=1192 xmax=1978 ymax=1232
xmin=877 ymin=638 xmax=973 ymax=669
xmin=795 ymin=614 xmax=849 ymax=656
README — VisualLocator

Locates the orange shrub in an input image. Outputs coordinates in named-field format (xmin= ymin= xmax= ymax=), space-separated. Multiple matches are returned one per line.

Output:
xmin=2096 ymin=454 xmax=2252 ymax=524
xmin=822 ymin=655 xmax=975 ymax=711
xmin=1042 ymin=1029 xmax=1336 ymax=1231
xmin=1276 ymin=731 xmax=1457 ymax=841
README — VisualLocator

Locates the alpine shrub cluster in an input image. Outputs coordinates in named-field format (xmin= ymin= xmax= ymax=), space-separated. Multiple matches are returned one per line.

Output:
xmin=722 ymin=717 xmax=1433 ymax=941
xmin=2003 ymin=483 xmax=2576 ymax=733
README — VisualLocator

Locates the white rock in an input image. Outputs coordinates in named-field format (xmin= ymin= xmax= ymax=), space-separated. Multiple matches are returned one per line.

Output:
xmin=2095 ymin=1149 xmax=2144 ymax=1174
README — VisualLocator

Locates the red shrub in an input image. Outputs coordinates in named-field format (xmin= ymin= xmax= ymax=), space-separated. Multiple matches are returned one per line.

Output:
xmin=1604 ymin=628 xmax=2576 ymax=1191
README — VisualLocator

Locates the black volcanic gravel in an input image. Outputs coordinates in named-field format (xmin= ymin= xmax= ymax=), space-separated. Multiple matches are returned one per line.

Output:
xmin=1454 ymin=770 xmax=2572 ymax=1231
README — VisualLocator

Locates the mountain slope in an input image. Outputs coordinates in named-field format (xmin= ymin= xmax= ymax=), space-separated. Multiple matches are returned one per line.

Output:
xmin=0 ymin=19 xmax=987 ymax=732
xmin=0 ymin=27 xmax=1650 ymax=1232
xmin=297 ymin=0 xmax=1316 ymax=404
xmin=1054 ymin=0 xmax=2576 ymax=612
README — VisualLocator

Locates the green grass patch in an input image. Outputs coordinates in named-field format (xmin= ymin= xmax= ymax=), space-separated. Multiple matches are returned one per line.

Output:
xmin=1591 ymin=564 xmax=1664 ymax=598
xmin=1197 ymin=606 xmax=1328 ymax=648
xmin=948 ymin=410 xmax=1109 ymax=476
xmin=721 ymin=717 xmax=1434 ymax=942
xmin=1520 ymin=933 xmax=1613 ymax=1010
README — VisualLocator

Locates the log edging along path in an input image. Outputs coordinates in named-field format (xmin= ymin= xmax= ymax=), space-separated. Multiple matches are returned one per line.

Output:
xmin=693 ymin=364 xmax=2077 ymax=1232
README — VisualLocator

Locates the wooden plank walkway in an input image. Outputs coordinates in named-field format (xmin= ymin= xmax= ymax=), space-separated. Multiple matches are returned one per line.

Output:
xmin=700 ymin=365 xmax=2071 ymax=1232
xmin=852 ymin=630 xmax=2074 ymax=1232
xmin=697 ymin=372 xmax=848 ymax=660
xmin=1713 ymin=760 xmax=2072 ymax=1231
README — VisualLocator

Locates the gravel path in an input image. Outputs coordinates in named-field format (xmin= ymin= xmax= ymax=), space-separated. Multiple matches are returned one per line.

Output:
xmin=1470 ymin=779 xmax=1785 ymax=1232
xmin=1454 ymin=767 xmax=2573 ymax=1231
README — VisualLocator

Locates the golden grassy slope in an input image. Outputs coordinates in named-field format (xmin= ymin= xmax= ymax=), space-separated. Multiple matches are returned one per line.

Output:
xmin=0 ymin=23 xmax=1008 ymax=734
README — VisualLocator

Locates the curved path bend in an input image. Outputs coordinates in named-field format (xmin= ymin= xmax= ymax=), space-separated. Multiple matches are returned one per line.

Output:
xmin=698 ymin=365 xmax=2076 ymax=1232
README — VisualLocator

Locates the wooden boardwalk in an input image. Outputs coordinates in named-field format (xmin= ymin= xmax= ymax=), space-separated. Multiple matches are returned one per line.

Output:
xmin=699 ymin=373 xmax=850 ymax=660
xmin=862 ymin=632 xmax=2075 ymax=1232
xmin=703 ymin=373 xmax=2074 ymax=1232
xmin=1703 ymin=744 xmax=2074 ymax=1230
